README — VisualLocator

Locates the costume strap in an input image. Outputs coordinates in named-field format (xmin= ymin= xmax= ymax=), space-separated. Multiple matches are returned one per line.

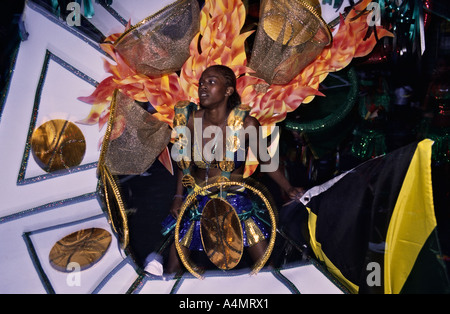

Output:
xmin=173 ymin=100 xmax=197 ymax=195
xmin=218 ymin=104 xmax=250 ymax=198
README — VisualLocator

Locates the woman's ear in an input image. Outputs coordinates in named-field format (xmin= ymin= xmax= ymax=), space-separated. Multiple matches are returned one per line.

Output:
xmin=225 ymin=87 xmax=234 ymax=96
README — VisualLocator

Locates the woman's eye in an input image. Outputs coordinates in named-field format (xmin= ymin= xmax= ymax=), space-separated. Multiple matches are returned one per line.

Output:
xmin=199 ymin=78 xmax=217 ymax=86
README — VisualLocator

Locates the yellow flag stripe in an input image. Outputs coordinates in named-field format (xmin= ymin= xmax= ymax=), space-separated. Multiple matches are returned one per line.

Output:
xmin=384 ymin=139 xmax=436 ymax=294
xmin=306 ymin=207 xmax=359 ymax=294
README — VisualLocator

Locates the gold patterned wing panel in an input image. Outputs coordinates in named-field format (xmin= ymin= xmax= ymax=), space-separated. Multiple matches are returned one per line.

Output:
xmin=248 ymin=0 xmax=332 ymax=85
xmin=114 ymin=0 xmax=200 ymax=76
xmin=103 ymin=91 xmax=171 ymax=175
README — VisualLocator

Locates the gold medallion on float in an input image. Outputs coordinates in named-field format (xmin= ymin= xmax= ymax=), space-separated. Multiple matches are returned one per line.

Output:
xmin=31 ymin=119 xmax=86 ymax=172
xmin=49 ymin=228 xmax=112 ymax=272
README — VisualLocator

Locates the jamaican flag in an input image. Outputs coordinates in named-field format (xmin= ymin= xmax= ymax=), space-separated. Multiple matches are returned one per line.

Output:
xmin=301 ymin=139 xmax=450 ymax=293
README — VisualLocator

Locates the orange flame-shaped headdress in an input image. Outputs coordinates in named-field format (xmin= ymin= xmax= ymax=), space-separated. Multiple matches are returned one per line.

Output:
xmin=79 ymin=0 xmax=393 ymax=176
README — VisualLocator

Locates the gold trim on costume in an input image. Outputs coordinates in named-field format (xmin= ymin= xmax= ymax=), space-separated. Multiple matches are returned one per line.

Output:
xmin=180 ymin=221 xmax=195 ymax=248
xmin=101 ymin=164 xmax=129 ymax=248
xmin=216 ymin=176 xmax=230 ymax=184
xmin=175 ymin=100 xmax=191 ymax=109
xmin=177 ymin=156 xmax=191 ymax=170
xmin=228 ymin=115 xmax=244 ymax=131
xmin=218 ymin=159 xmax=235 ymax=172
xmin=97 ymin=89 xmax=129 ymax=249
xmin=98 ymin=89 xmax=119 ymax=173
xmin=226 ymin=135 xmax=241 ymax=153
xmin=174 ymin=133 xmax=189 ymax=151
xmin=238 ymin=104 xmax=251 ymax=112
xmin=173 ymin=113 xmax=187 ymax=127
xmin=243 ymin=218 xmax=266 ymax=247
xmin=182 ymin=174 xmax=196 ymax=189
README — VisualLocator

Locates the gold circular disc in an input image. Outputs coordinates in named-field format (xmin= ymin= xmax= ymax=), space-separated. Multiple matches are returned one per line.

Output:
xmin=31 ymin=119 xmax=86 ymax=172
xmin=200 ymin=198 xmax=244 ymax=270
xmin=49 ymin=228 xmax=112 ymax=272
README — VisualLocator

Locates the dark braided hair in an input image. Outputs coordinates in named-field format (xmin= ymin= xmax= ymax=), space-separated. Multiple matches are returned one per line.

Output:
xmin=207 ymin=65 xmax=241 ymax=109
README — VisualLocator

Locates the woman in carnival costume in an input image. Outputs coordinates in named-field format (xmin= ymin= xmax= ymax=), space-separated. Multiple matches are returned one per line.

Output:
xmin=80 ymin=0 xmax=392 ymax=278
xmin=163 ymin=64 xmax=305 ymax=274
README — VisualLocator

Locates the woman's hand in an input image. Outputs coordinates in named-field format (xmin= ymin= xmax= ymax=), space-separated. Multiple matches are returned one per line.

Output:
xmin=170 ymin=196 xmax=184 ymax=218
xmin=286 ymin=186 xmax=305 ymax=201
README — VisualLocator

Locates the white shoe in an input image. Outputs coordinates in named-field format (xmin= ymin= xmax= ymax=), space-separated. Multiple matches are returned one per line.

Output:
xmin=144 ymin=252 xmax=164 ymax=276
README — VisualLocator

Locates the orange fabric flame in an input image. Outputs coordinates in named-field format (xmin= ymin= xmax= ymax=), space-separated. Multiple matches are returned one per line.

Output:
xmin=78 ymin=0 xmax=392 ymax=175
xmin=247 ymin=0 xmax=394 ymax=127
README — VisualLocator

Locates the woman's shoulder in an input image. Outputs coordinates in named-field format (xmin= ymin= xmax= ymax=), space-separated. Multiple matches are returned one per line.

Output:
xmin=243 ymin=114 xmax=260 ymax=128
xmin=186 ymin=108 xmax=203 ymax=128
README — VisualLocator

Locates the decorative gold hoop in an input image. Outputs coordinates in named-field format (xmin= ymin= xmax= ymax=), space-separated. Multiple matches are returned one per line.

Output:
xmin=174 ymin=181 xmax=277 ymax=279
xmin=97 ymin=89 xmax=130 ymax=249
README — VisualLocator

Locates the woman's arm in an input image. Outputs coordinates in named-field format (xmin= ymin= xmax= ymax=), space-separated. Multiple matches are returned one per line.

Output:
xmin=266 ymin=165 xmax=305 ymax=199
xmin=169 ymin=167 xmax=185 ymax=218
xmin=244 ymin=115 xmax=304 ymax=199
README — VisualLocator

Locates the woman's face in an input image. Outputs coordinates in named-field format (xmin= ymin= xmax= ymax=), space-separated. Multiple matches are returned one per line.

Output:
xmin=198 ymin=67 xmax=232 ymax=109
